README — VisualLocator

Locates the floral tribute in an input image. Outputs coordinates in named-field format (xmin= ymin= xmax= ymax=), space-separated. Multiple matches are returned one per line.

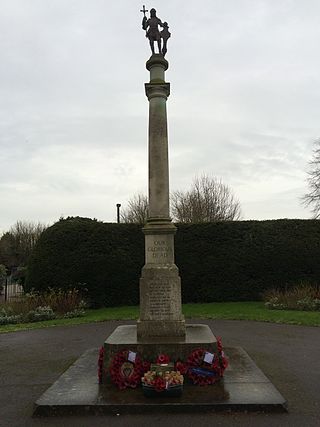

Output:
xmin=100 ymin=338 xmax=228 ymax=391
xmin=109 ymin=349 xmax=144 ymax=390
xmin=142 ymin=354 xmax=183 ymax=394
xmin=174 ymin=359 xmax=188 ymax=375
xmin=187 ymin=337 xmax=228 ymax=386
xmin=142 ymin=370 xmax=184 ymax=392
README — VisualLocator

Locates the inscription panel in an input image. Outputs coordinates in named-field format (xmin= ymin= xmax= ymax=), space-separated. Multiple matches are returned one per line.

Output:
xmin=146 ymin=237 xmax=174 ymax=263
xmin=147 ymin=239 xmax=172 ymax=259
xmin=148 ymin=279 xmax=172 ymax=317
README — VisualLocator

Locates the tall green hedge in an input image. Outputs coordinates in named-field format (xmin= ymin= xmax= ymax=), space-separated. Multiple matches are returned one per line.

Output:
xmin=25 ymin=218 xmax=143 ymax=307
xmin=26 ymin=217 xmax=320 ymax=306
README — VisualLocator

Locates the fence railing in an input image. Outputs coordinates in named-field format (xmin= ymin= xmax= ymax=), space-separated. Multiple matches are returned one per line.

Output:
xmin=0 ymin=277 xmax=24 ymax=302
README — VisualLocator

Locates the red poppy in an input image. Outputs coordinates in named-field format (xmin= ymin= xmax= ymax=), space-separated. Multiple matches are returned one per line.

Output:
xmin=142 ymin=360 xmax=151 ymax=373
xmin=153 ymin=376 xmax=166 ymax=392
xmin=175 ymin=360 xmax=188 ymax=375
xmin=156 ymin=354 xmax=170 ymax=364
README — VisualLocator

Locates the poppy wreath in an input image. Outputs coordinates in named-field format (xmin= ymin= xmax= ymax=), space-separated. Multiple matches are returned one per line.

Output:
xmin=174 ymin=359 xmax=188 ymax=375
xmin=217 ymin=336 xmax=228 ymax=373
xmin=110 ymin=350 xmax=143 ymax=390
xmin=187 ymin=341 xmax=228 ymax=386
xmin=142 ymin=360 xmax=151 ymax=373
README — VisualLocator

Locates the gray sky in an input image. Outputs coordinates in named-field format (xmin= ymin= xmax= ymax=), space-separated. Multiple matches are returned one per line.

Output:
xmin=1 ymin=0 xmax=319 ymax=233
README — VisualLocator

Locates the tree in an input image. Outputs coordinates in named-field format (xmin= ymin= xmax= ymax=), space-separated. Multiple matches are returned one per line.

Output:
xmin=171 ymin=175 xmax=241 ymax=223
xmin=0 ymin=220 xmax=48 ymax=269
xmin=302 ymin=140 xmax=320 ymax=219
xmin=121 ymin=194 xmax=149 ymax=224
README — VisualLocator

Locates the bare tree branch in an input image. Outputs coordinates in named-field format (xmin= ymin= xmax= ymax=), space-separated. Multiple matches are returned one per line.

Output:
xmin=122 ymin=176 xmax=241 ymax=224
xmin=120 ymin=194 xmax=149 ymax=224
xmin=0 ymin=220 xmax=47 ymax=268
xmin=171 ymin=175 xmax=242 ymax=223
xmin=302 ymin=139 xmax=320 ymax=219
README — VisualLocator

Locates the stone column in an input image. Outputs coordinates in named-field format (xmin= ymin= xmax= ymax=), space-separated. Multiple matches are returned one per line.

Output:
xmin=137 ymin=54 xmax=186 ymax=339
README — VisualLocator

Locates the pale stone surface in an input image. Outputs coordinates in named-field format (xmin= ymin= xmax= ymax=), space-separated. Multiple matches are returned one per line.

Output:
xmin=139 ymin=267 xmax=180 ymax=319
xmin=146 ymin=53 xmax=168 ymax=83
xmin=104 ymin=324 xmax=217 ymax=375
xmin=144 ymin=233 xmax=175 ymax=264
xmin=145 ymin=55 xmax=170 ymax=220
xmin=137 ymin=55 xmax=186 ymax=339
xmin=138 ymin=265 xmax=185 ymax=337
xmin=146 ymin=85 xmax=170 ymax=219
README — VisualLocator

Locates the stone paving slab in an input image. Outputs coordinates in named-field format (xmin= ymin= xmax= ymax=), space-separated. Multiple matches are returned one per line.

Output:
xmin=34 ymin=346 xmax=287 ymax=416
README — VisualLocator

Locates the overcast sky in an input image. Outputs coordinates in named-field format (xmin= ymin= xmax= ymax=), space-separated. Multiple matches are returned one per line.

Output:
xmin=1 ymin=0 xmax=319 ymax=233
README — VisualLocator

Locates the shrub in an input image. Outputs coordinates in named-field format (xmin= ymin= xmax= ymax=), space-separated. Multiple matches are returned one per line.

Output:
xmin=0 ymin=305 xmax=56 ymax=325
xmin=26 ymin=217 xmax=143 ymax=307
xmin=264 ymin=284 xmax=320 ymax=311
xmin=63 ymin=307 xmax=86 ymax=319
xmin=26 ymin=217 xmax=320 ymax=306
xmin=0 ymin=308 xmax=23 ymax=325
xmin=23 ymin=288 xmax=87 ymax=315
xmin=24 ymin=306 xmax=56 ymax=322
xmin=0 ymin=288 xmax=87 ymax=325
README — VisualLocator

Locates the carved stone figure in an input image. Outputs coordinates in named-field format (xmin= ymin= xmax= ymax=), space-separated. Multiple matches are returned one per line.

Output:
xmin=160 ymin=22 xmax=171 ymax=56
xmin=141 ymin=6 xmax=170 ymax=56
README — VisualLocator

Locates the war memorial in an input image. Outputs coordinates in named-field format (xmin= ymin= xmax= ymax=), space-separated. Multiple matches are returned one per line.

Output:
xmin=34 ymin=7 xmax=287 ymax=415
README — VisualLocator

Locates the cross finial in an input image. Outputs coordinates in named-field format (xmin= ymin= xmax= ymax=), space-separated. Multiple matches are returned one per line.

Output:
xmin=140 ymin=5 xmax=148 ymax=17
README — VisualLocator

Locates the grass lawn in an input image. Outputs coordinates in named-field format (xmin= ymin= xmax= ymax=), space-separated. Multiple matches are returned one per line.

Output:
xmin=0 ymin=301 xmax=319 ymax=333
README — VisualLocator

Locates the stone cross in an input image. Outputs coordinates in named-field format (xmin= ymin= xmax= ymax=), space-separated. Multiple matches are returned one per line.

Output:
xmin=140 ymin=5 xmax=148 ymax=17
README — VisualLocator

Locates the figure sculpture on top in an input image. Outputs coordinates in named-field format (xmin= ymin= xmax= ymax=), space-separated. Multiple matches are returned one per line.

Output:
xmin=141 ymin=6 xmax=171 ymax=56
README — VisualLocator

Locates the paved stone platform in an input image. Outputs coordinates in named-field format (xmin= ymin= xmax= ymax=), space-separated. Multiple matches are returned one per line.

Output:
xmin=34 ymin=346 xmax=287 ymax=416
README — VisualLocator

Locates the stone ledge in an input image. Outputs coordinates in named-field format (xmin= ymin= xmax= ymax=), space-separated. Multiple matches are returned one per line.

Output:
xmin=34 ymin=346 xmax=288 ymax=416
xmin=104 ymin=324 xmax=216 ymax=364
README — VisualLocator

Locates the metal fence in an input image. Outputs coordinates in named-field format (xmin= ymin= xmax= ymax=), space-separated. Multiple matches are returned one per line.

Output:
xmin=0 ymin=276 xmax=24 ymax=302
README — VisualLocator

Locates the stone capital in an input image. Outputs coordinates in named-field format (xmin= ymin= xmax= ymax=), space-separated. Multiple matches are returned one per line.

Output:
xmin=146 ymin=54 xmax=169 ymax=72
xmin=142 ymin=219 xmax=177 ymax=235
xmin=145 ymin=82 xmax=170 ymax=100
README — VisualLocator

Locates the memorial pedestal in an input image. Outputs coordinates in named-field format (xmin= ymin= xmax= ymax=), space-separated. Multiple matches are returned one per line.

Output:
xmin=103 ymin=324 xmax=218 ymax=383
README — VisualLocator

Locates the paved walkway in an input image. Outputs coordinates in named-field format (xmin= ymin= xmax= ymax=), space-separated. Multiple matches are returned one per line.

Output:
xmin=0 ymin=320 xmax=319 ymax=427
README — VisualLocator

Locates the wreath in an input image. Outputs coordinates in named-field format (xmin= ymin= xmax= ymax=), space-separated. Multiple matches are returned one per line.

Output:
xmin=100 ymin=340 xmax=228 ymax=389
xmin=174 ymin=359 xmax=188 ymax=375
xmin=186 ymin=338 xmax=228 ymax=385
xmin=110 ymin=350 xmax=143 ymax=390
xmin=217 ymin=336 xmax=228 ymax=371
xmin=187 ymin=348 xmax=220 ymax=385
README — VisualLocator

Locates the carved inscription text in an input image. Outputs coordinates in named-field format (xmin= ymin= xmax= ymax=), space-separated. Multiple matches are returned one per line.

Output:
xmin=148 ymin=279 xmax=172 ymax=317
xmin=147 ymin=239 xmax=172 ymax=259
